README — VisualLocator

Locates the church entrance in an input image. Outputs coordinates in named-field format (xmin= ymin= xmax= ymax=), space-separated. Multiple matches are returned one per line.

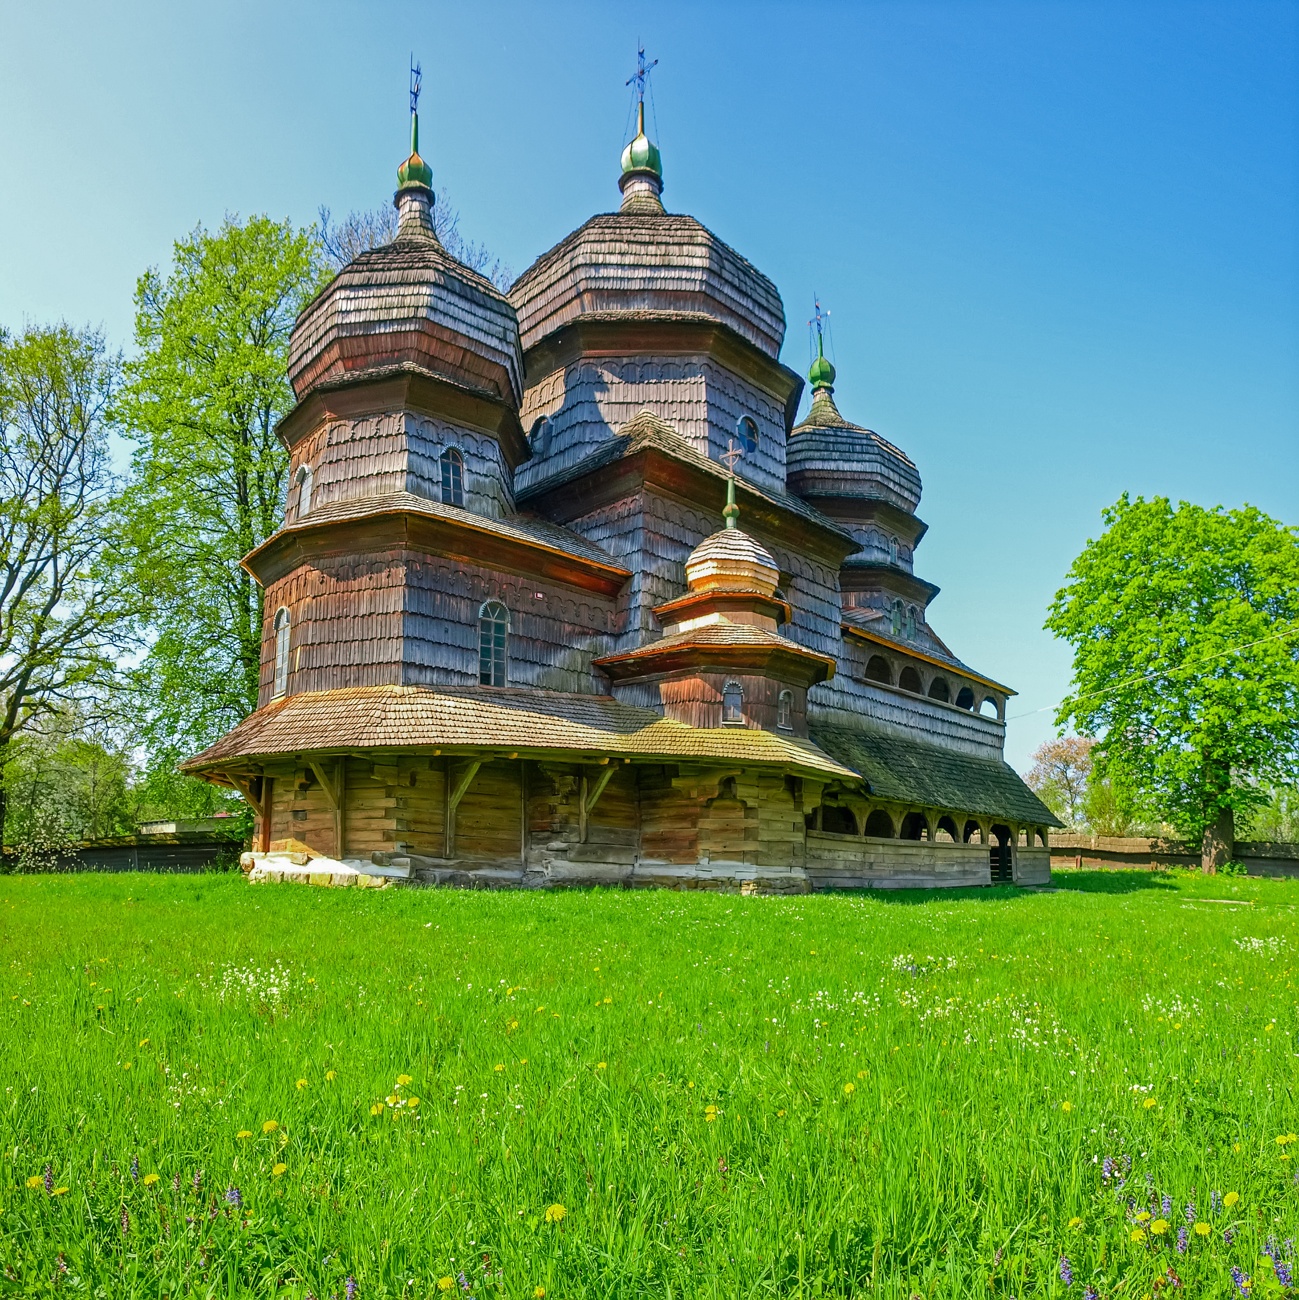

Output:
xmin=989 ymin=824 xmax=1013 ymax=883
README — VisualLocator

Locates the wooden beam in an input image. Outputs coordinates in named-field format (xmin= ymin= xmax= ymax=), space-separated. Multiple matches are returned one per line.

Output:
xmin=227 ymin=773 xmax=263 ymax=815
xmin=444 ymin=758 xmax=482 ymax=859
xmin=308 ymin=760 xmax=340 ymax=809
xmin=259 ymin=777 xmax=273 ymax=854
xmin=579 ymin=764 xmax=617 ymax=843
xmin=308 ymin=758 xmax=347 ymax=858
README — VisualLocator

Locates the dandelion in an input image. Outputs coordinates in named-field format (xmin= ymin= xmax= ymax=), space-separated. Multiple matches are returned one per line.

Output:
xmin=1194 ymin=1222 xmax=1211 ymax=1236
xmin=296 ymin=1079 xmax=307 ymax=1090
xmin=534 ymin=1289 xmax=546 ymax=1298
xmin=1068 ymin=1217 xmax=1083 ymax=1229
xmin=52 ymin=1187 xmax=68 ymax=1196
xmin=26 ymin=1175 xmax=42 ymax=1189
xmin=1151 ymin=1219 xmax=1170 ymax=1235
xmin=1230 ymin=1265 xmax=1250 ymax=1295
xmin=143 ymin=1173 xmax=159 ymax=1187
xmin=236 ymin=1130 xmax=252 ymax=1140
xmin=544 ymin=1203 xmax=566 ymax=1224
xmin=138 ymin=1038 xmax=149 ymax=1047
xmin=1224 ymin=1191 xmax=1240 ymax=1207
xmin=1059 ymin=1254 xmax=1073 ymax=1286
xmin=408 ymin=1097 xmax=420 ymax=1108
xmin=345 ymin=1277 xmax=358 ymax=1300
xmin=843 ymin=1082 xmax=855 ymax=1096
xmin=44 ymin=1165 xmax=53 ymax=1194
xmin=438 ymin=1280 xmax=454 ymax=1294
xmin=131 ymin=1154 xmax=139 ymax=1182
xmin=596 ymin=1062 xmax=607 ymax=1071
xmin=370 ymin=1103 xmax=384 ymax=1116
xmin=396 ymin=1074 xmax=413 ymax=1086
xmin=272 ymin=1163 xmax=286 ymax=1177
xmin=326 ymin=1070 xmax=337 ymax=1081
xmin=1143 ymin=1097 xmax=1158 ymax=1109
xmin=261 ymin=1120 xmax=278 ymax=1134
xmin=494 ymin=1064 xmax=505 ymax=1073
xmin=1176 ymin=1226 xmax=1187 ymax=1253
xmin=1131 ymin=1227 xmax=1147 ymax=1243
xmin=1135 ymin=1212 xmax=1151 ymax=1223
xmin=1062 ymin=1101 xmax=1073 ymax=1112
xmin=704 ymin=1105 xmax=719 ymax=1122
xmin=225 ymin=1186 xmax=242 ymax=1207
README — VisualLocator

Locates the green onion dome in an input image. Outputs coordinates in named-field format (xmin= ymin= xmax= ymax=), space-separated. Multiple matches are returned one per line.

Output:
xmin=620 ymin=102 xmax=662 ymax=180
xmin=396 ymin=113 xmax=433 ymax=192
xmin=808 ymin=350 xmax=836 ymax=391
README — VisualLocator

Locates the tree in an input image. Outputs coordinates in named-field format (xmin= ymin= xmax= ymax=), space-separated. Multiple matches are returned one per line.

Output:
xmin=1024 ymin=737 xmax=1094 ymax=827
xmin=1046 ymin=495 xmax=1299 ymax=871
xmin=116 ymin=216 xmax=328 ymax=772
xmin=0 ymin=324 xmax=129 ymax=838
xmin=319 ymin=194 xmax=513 ymax=289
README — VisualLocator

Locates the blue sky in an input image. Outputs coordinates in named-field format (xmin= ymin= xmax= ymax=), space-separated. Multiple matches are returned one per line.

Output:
xmin=2 ymin=0 xmax=1296 ymax=770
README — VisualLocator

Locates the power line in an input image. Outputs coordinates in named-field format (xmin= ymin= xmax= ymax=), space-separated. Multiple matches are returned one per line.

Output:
xmin=1006 ymin=623 xmax=1299 ymax=723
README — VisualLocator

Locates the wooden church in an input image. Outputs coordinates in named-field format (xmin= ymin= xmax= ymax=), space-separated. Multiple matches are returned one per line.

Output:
xmin=184 ymin=73 xmax=1058 ymax=891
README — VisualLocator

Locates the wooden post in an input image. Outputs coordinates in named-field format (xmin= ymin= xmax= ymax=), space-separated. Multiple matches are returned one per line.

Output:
xmin=519 ymin=759 xmax=528 ymax=869
xmin=260 ymin=777 xmax=273 ymax=853
xmin=445 ymin=758 xmax=482 ymax=859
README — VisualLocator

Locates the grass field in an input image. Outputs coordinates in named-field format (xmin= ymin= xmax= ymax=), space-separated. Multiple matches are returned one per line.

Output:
xmin=2 ymin=870 xmax=1298 ymax=1299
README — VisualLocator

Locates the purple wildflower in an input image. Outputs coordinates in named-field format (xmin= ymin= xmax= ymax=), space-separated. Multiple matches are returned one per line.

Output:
xmin=1162 ymin=1193 xmax=1172 ymax=1216
xmin=1225 ymin=1227 xmax=1237 ymax=1246
xmin=172 ymin=1172 xmax=181 ymax=1193
xmin=130 ymin=1154 xmax=139 ymax=1182
xmin=43 ymin=1165 xmax=53 ymax=1194
xmin=345 ymin=1278 xmax=357 ymax=1300
xmin=1230 ymin=1265 xmax=1250 ymax=1296
xmin=120 ymin=1205 xmax=130 ymax=1235
xmin=1176 ymin=1226 xmax=1188 ymax=1253
xmin=1211 ymin=1190 xmax=1222 ymax=1213
xmin=1277 ymin=1260 xmax=1294 ymax=1288
xmin=1166 ymin=1265 xmax=1183 ymax=1289
xmin=1084 ymin=1288 xmax=1099 ymax=1300
xmin=56 ymin=1253 xmax=67 ymax=1275
xmin=224 ymin=1186 xmax=242 ymax=1208
xmin=1185 ymin=1200 xmax=1196 ymax=1224
xmin=192 ymin=1168 xmax=203 ymax=1194
xmin=1102 ymin=1156 xmax=1116 ymax=1181
xmin=1264 ymin=1236 xmax=1279 ymax=1262
xmin=1059 ymin=1254 xmax=1074 ymax=1286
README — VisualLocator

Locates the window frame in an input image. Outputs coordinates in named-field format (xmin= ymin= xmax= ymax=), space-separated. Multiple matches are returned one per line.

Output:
xmin=273 ymin=607 xmax=291 ymax=698
xmin=721 ymin=679 xmax=744 ymax=725
xmin=478 ymin=599 xmax=509 ymax=687
xmin=440 ymin=447 xmax=465 ymax=508
xmin=776 ymin=688 xmax=793 ymax=731
xmin=735 ymin=415 xmax=759 ymax=455
xmin=294 ymin=463 xmax=313 ymax=517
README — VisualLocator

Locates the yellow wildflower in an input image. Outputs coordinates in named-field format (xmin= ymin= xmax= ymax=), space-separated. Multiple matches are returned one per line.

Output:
xmin=370 ymin=1103 xmax=384 ymax=1116
xmin=1136 ymin=1211 xmax=1151 ymax=1222
xmin=236 ymin=1130 xmax=252 ymax=1140
xmin=1142 ymin=1097 xmax=1157 ymax=1109
xmin=325 ymin=1070 xmax=337 ymax=1082
xmin=1061 ymin=1101 xmax=1074 ymax=1113
xmin=494 ymin=1064 xmax=505 ymax=1073
xmin=272 ymin=1163 xmax=286 ymax=1177
xmin=438 ymin=1280 xmax=455 ymax=1294
xmin=122 ymin=1062 xmax=132 ymax=1071
xmin=262 ymin=1120 xmax=278 ymax=1134
xmin=25 ymin=1175 xmax=41 ymax=1189
xmin=857 ymin=1069 xmax=868 ymax=1079
xmin=1151 ymin=1219 xmax=1169 ymax=1235
xmin=52 ymin=1187 xmax=68 ymax=1196
xmin=508 ymin=1019 xmax=519 ymax=1031
xmin=843 ymin=1082 xmax=855 ymax=1096
xmin=396 ymin=1074 xmax=413 ymax=1086
xmin=1225 ymin=1191 xmax=1240 ymax=1207
xmin=1131 ymin=1227 xmax=1147 ymax=1243
xmin=296 ymin=1079 xmax=307 ymax=1090
xmin=1195 ymin=1222 xmax=1211 ymax=1236
xmin=1266 ymin=1023 xmax=1275 ymax=1032
xmin=1234 ymin=1142 xmax=1242 ymax=1152
xmin=704 ymin=1104 xmax=719 ymax=1122
xmin=596 ymin=1062 xmax=607 ymax=1071
xmin=408 ymin=1097 xmax=419 ymax=1108
xmin=1068 ymin=1217 xmax=1083 ymax=1229
xmin=544 ymin=1203 xmax=567 ymax=1224
xmin=138 ymin=1038 xmax=149 ymax=1048
xmin=534 ymin=1289 xmax=546 ymax=1299
xmin=777 ymin=1109 xmax=787 ymax=1117
xmin=386 ymin=1095 xmax=398 ymax=1106
xmin=143 ymin=1173 xmax=159 ymax=1187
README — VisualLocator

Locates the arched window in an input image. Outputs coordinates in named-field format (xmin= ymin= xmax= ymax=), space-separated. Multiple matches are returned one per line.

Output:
xmin=898 ymin=666 xmax=923 ymax=694
xmin=820 ymin=804 xmax=857 ymax=835
xmin=890 ymin=599 xmax=904 ymax=636
xmin=735 ymin=415 xmax=759 ymax=454
xmin=928 ymin=677 xmax=951 ymax=703
xmin=904 ymin=606 xmax=917 ymax=640
xmin=955 ymin=686 xmax=976 ymax=710
xmin=273 ymin=607 xmax=291 ymax=697
xmin=979 ymin=696 xmax=1000 ymax=719
xmin=440 ymin=447 xmax=465 ymax=508
xmin=529 ymin=417 xmax=550 ymax=456
xmin=722 ymin=680 xmax=744 ymax=725
xmin=865 ymin=655 xmax=892 ymax=684
xmin=863 ymin=809 xmax=895 ymax=838
xmin=888 ymin=536 xmax=899 ymax=565
xmin=963 ymin=819 xmax=982 ymax=843
xmin=294 ymin=463 xmax=313 ymax=517
xmin=776 ymin=689 xmax=793 ymax=730
xmin=900 ymin=811 xmax=928 ymax=841
xmin=478 ymin=600 xmax=508 ymax=686
xmin=936 ymin=815 xmax=959 ymax=842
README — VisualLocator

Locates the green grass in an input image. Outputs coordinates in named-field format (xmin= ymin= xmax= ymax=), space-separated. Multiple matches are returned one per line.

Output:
xmin=2 ymin=869 xmax=1299 ymax=1298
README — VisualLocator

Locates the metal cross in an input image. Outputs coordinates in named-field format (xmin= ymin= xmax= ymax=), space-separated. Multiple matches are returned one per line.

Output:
xmin=410 ymin=56 xmax=422 ymax=115
xmin=720 ymin=437 xmax=743 ymax=477
xmin=626 ymin=43 xmax=658 ymax=104
xmin=809 ymin=295 xmax=829 ymax=347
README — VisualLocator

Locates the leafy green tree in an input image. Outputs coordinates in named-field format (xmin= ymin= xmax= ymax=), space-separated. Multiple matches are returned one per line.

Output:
xmin=1047 ymin=495 xmax=1299 ymax=870
xmin=0 ymin=324 xmax=130 ymax=838
xmin=116 ymin=216 xmax=327 ymax=781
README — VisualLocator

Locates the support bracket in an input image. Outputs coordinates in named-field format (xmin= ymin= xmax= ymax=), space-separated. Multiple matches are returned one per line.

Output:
xmin=445 ymin=759 xmax=483 ymax=858
xmin=579 ymin=762 xmax=616 ymax=843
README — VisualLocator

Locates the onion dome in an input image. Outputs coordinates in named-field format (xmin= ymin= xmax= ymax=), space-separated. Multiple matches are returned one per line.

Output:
xmin=683 ymin=479 xmax=780 ymax=597
xmin=509 ymin=124 xmax=785 ymax=360
xmin=786 ymin=349 xmax=921 ymax=514
xmin=619 ymin=102 xmax=664 ymax=213
xmin=287 ymin=107 xmax=523 ymax=413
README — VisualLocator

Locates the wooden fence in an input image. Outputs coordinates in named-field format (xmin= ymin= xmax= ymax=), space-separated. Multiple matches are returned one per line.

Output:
xmin=1050 ymin=834 xmax=1299 ymax=877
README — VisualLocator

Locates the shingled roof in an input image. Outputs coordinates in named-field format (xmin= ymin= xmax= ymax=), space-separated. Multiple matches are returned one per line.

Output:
xmin=182 ymin=685 xmax=857 ymax=781
xmin=810 ymin=722 xmax=1061 ymax=826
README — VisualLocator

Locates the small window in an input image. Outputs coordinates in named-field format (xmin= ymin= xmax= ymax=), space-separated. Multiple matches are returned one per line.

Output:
xmin=898 ymin=666 xmax=923 ymax=694
xmin=890 ymin=599 xmax=904 ymax=637
xmin=722 ymin=680 xmax=744 ymax=725
xmin=294 ymin=464 xmax=313 ymax=517
xmin=864 ymin=655 xmax=892 ymax=685
xmin=529 ymin=417 xmax=550 ymax=456
xmin=273 ymin=607 xmax=291 ymax=697
xmin=904 ymin=606 xmax=917 ymax=640
xmin=980 ymin=696 xmax=1000 ymax=719
xmin=440 ymin=447 xmax=465 ymax=508
xmin=928 ymin=677 xmax=951 ymax=703
xmin=776 ymin=689 xmax=793 ymax=730
xmin=955 ymin=686 xmax=976 ymax=710
xmin=888 ymin=536 xmax=898 ymax=565
xmin=735 ymin=415 xmax=759 ymax=454
xmin=478 ymin=600 xmax=508 ymax=686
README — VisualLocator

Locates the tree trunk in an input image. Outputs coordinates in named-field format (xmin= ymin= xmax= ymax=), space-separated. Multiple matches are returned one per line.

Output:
xmin=1202 ymin=804 xmax=1234 ymax=874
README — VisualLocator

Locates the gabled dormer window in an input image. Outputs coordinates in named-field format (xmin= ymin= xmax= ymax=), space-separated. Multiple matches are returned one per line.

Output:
xmin=294 ymin=464 xmax=313 ymax=517
xmin=440 ymin=448 xmax=465 ymax=508
xmin=273 ymin=607 xmax=291 ymax=697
